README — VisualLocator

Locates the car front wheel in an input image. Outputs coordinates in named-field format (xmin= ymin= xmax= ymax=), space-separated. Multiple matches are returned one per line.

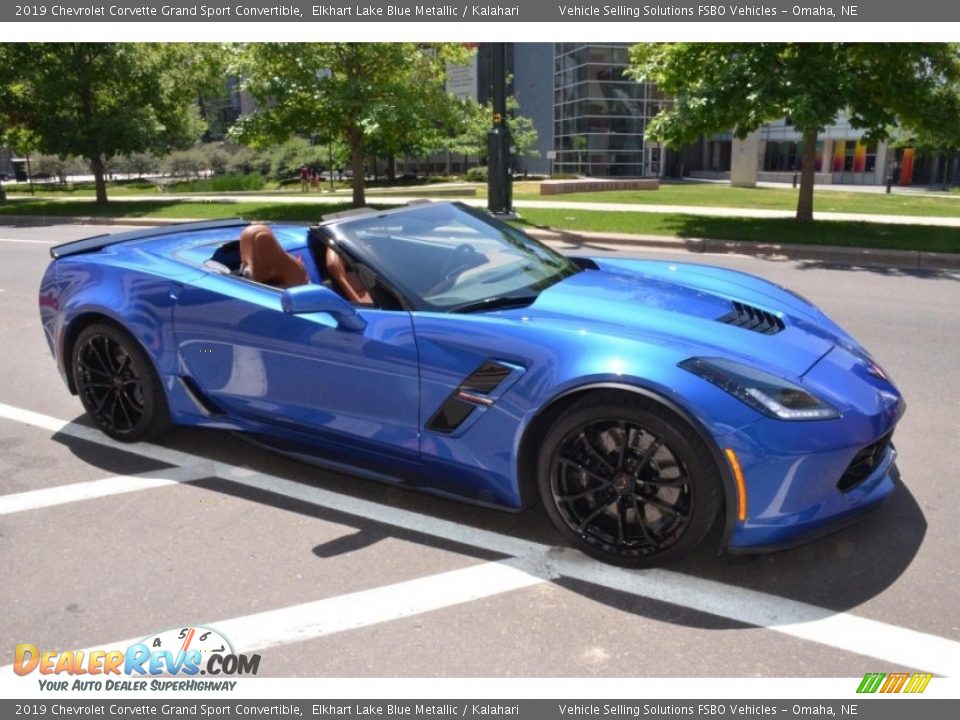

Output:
xmin=537 ymin=393 xmax=721 ymax=567
xmin=72 ymin=323 xmax=170 ymax=442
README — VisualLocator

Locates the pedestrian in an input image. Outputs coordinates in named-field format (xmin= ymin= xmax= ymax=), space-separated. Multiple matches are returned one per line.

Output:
xmin=299 ymin=166 xmax=309 ymax=193
xmin=310 ymin=170 xmax=320 ymax=192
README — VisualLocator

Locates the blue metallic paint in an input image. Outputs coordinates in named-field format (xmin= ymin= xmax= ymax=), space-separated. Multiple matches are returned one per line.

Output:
xmin=39 ymin=214 xmax=904 ymax=554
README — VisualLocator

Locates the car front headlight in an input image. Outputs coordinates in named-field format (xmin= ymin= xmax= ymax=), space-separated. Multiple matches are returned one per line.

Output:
xmin=679 ymin=357 xmax=840 ymax=421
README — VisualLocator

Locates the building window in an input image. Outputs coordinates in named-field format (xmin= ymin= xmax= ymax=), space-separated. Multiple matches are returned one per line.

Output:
xmin=553 ymin=43 xmax=666 ymax=177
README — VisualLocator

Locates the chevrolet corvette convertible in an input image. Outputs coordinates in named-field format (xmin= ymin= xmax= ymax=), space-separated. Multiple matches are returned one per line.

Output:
xmin=38 ymin=202 xmax=904 ymax=566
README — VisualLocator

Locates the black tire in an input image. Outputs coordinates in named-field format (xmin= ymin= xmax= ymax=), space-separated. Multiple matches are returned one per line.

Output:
xmin=71 ymin=323 xmax=171 ymax=442
xmin=537 ymin=392 xmax=721 ymax=567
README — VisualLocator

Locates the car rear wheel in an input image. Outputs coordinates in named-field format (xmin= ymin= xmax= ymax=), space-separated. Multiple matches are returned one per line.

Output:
xmin=537 ymin=393 xmax=721 ymax=567
xmin=72 ymin=323 xmax=170 ymax=442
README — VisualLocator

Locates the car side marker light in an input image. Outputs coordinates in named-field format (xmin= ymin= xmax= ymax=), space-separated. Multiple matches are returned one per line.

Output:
xmin=724 ymin=448 xmax=748 ymax=523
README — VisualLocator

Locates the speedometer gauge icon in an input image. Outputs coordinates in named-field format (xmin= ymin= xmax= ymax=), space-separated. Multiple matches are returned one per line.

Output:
xmin=143 ymin=626 xmax=234 ymax=661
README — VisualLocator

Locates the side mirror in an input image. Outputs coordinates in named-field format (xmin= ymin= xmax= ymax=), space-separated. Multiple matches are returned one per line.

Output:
xmin=280 ymin=285 xmax=367 ymax=331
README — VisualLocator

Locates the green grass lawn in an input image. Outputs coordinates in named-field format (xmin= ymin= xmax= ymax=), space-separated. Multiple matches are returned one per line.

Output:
xmin=512 ymin=183 xmax=960 ymax=218
xmin=3 ymin=178 xmax=308 ymax=196
xmin=2 ymin=198 xmax=957 ymax=254
xmin=0 ymin=198 xmax=357 ymax=222
xmin=3 ymin=180 xmax=161 ymax=197
xmin=3 ymin=178 xmax=468 ymax=198
xmin=8 ymin=180 xmax=960 ymax=219
xmin=515 ymin=208 xmax=960 ymax=254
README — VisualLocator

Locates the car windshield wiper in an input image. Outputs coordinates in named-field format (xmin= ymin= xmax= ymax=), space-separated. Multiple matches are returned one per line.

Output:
xmin=449 ymin=294 xmax=539 ymax=314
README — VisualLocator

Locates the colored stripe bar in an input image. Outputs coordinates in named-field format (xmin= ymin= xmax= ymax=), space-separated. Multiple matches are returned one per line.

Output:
xmin=858 ymin=672 xmax=886 ymax=693
xmin=889 ymin=672 xmax=909 ymax=693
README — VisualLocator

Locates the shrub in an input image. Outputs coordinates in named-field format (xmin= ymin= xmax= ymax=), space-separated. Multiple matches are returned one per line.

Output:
xmin=163 ymin=148 xmax=207 ymax=178
xmin=225 ymin=147 xmax=271 ymax=177
xmin=118 ymin=152 xmax=161 ymax=178
xmin=168 ymin=173 xmax=266 ymax=193
xmin=204 ymin=146 xmax=231 ymax=176
xmin=464 ymin=166 xmax=488 ymax=182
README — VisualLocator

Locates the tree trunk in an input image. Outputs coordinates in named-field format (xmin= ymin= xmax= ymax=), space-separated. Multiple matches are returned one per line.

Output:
xmin=349 ymin=133 xmax=366 ymax=208
xmin=942 ymin=153 xmax=951 ymax=191
xmin=90 ymin=155 xmax=108 ymax=205
xmin=795 ymin=128 xmax=818 ymax=223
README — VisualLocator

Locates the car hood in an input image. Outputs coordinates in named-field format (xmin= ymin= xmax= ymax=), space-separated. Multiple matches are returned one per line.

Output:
xmin=510 ymin=258 xmax=853 ymax=377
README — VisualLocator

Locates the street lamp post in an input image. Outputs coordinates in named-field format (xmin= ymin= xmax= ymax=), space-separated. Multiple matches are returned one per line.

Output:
xmin=487 ymin=43 xmax=513 ymax=216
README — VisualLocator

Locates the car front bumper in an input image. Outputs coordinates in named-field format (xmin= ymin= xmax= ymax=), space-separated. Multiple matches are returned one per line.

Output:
xmin=726 ymin=443 xmax=897 ymax=553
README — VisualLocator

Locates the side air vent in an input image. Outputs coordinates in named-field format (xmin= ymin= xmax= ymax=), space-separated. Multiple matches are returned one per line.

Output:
xmin=460 ymin=360 xmax=512 ymax=394
xmin=426 ymin=360 xmax=515 ymax=434
xmin=718 ymin=301 xmax=785 ymax=335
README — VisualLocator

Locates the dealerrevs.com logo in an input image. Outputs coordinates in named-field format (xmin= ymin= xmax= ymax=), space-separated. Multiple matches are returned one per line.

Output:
xmin=13 ymin=626 xmax=260 ymax=692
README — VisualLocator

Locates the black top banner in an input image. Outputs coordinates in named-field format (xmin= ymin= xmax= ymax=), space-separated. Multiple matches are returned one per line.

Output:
xmin=4 ymin=0 xmax=958 ymax=22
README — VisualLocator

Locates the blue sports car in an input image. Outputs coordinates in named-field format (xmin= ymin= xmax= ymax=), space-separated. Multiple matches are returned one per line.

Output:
xmin=38 ymin=201 xmax=904 ymax=566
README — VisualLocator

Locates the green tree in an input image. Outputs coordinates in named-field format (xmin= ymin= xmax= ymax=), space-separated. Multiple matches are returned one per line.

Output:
xmin=446 ymin=96 xmax=540 ymax=172
xmin=232 ymin=43 xmax=469 ymax=208
xmin=571 ymin=135 xmax=588 ymax=176
xmin=895 ymin=82 xmax=960 ymax=189
xmin=628 ymin=43 xmax=960 ymax=222
xmin=0 ymin=43 xmax=224 ymax=204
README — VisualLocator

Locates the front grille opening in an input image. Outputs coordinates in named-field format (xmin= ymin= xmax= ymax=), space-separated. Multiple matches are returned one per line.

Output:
xmin=718 ymin=301 xmax=785 ymax=335
xmin=837 ymin=432 xmax=893 ymax=492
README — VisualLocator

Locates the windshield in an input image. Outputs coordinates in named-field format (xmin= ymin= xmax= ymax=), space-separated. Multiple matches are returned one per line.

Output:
xmin=328 ymin=203 xmax=581 ymax=312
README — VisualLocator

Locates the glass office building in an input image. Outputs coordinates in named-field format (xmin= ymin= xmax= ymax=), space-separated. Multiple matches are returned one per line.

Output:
xmin=553 ymin=43 xmax=668 ymax=177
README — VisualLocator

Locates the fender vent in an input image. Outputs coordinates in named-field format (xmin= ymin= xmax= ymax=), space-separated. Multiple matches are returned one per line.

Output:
xmin=460 ymin=360 xmax=512 ymax=394
xmin=718 ymin=302 xmax=785 ymax=335
xmin=426 ymin=360 xmax=514 ymax=434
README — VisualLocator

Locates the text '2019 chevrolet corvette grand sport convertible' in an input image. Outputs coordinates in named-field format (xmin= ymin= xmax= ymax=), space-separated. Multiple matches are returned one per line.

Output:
xmin=38 ymin=201 xmax=905 ymax=566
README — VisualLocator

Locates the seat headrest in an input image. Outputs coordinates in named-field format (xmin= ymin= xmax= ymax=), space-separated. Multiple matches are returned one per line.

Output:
xmin=325 ymin=246 xmax=373 ymax=305
xmin=239 ymin=224 xmax=308 ymax=289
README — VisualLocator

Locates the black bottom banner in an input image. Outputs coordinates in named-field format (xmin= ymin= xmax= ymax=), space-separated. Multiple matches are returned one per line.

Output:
xmin=2 ymin=700 xmax=958 ymax=720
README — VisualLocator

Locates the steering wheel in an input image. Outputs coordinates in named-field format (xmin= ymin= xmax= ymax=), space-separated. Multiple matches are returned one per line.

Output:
xmin=426 ymin=243 xmax=483 ymax=296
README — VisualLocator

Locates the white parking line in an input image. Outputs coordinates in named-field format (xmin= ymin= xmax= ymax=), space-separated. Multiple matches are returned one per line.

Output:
xmin=2 ymin=401 xmax=959 ymax=676
xmin=0 ymin=402 xmax=210 ymax=468
xmin=0 ymin=237 xmax=56 ymax=245
xmin=0 ymin=464 xmax=213 ymax=515
xmin=0 ymin=558 xmax=546 ymax=672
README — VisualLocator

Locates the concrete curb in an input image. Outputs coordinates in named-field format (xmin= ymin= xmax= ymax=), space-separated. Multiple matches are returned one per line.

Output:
xmin=3 ymin=214 xmax=958 ymax=271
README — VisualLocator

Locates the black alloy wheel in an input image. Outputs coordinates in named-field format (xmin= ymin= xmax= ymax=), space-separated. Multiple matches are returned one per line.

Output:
xmin=72 ymin=323 xmax=170 ymax=442
xmin=538 ymin=394 xmax=720 ymax=566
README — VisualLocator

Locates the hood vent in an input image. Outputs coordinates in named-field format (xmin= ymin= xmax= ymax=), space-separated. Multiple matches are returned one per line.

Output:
xmin=718 ymin=301 xmax=785 ymax=335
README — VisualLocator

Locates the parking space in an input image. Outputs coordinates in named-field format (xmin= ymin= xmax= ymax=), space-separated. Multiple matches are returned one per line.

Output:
xmin=1 ymin=223 xmax=959 ymax=679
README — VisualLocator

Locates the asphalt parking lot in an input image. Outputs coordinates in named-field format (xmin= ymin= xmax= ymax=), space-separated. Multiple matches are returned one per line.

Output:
xmin=1 ymin=222 xmax=958 ymax=679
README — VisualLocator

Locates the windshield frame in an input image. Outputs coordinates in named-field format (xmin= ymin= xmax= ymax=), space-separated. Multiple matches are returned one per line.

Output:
xmin=319 ymin=202 xmax=582 ymax=313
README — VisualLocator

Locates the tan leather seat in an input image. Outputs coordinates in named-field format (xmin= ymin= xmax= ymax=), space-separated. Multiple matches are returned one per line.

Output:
xmin=325 ymin=247 xmax=373 ymax=305
xmin=239 ymin=224 xmax=308 ymax=289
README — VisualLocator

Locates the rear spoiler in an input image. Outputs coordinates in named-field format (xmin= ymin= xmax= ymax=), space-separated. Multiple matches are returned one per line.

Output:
xmin=49 ymin=218 xmax=250 ymax=259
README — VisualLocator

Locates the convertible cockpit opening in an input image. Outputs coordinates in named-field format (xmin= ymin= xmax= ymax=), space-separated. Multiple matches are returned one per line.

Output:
xmin=322 ymin=202 xmax=582 ymax=313
xmin=238 ymin=224 xmax=309 ymax=289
